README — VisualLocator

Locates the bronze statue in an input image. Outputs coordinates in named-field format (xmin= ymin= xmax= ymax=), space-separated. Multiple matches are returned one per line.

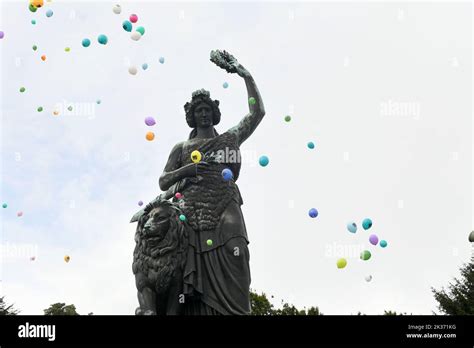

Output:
xmin=131 ymin=50 xmax=265 ymax=315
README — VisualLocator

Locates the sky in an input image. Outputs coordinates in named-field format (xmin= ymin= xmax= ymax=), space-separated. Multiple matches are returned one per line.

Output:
xmin=0 ymin=0 xmax=472 ymax=315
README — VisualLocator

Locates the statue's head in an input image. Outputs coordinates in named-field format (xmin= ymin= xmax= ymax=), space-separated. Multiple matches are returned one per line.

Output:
xmin=184 ymin=89 xmax=221 ymax=138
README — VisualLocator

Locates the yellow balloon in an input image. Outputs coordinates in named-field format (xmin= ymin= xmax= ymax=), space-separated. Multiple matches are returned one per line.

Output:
xmin=64 ymin=255 xmax=70 ymax=263
xmin=191 ymin=150 xmax=202 ymax=163
xmin=30 ymin=0 xmax=44 ymax=8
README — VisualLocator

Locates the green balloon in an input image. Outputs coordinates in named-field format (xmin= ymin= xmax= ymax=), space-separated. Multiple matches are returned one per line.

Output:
xmin=2 ymin=203 xmax=7 ymax=208
xmin=248 ymin=97 xmax=256 ymax=105
xmin=360 ymin=250 xmax=371 ymax=261
xmin=136 ymin=26 xmax=145 ymax=35
xmin=32 ymin=45 xmax=37 ymax=51
xmin=19 ymin=87 xmax=25 ymax=93
xmin=337 ymin=258 xmax=347 ymax=269
xmin=29 ymin=4 xmax=37 ymax=12
xmin=179 ymin=214 xmax=186 ymax=221
xmin=284 ymin=115 xmax=291 ymax=122
xmin=206 ymin=239 xmax=213 ymax=246
xmin=37 ymin=106 xmax=43 ymax=112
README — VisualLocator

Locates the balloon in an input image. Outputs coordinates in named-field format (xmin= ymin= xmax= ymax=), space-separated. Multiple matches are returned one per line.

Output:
xmin=308 ymin=208 xmax=318 ymax=218
xmin=336 ymin=258 xmax=347 ymax=269
xmin=112 ymin=4 xmax=121 ymax=14
xmin=248 ymin=97 xmax=256 ymax=105
xmin=360 ymin=250 xmax=371 ymax=261
xmin=29 ymin=4 xmax=37 ymax=12
xmin=53 ymin=110 xmax=59 ymax=116
xmin=97 ymin=34 xmax=108 ymax=45
xmin=122 ymin=20 xmax=132 ymax=32
xmin=82 ymin=38 xmax=91 ymax=47
xmin=223 ymin=82 xmax=229 ymax=89
xmin=32 ymin=45 xmax=37 ymax=51
xmin=145 ymin=132 xmax=155 ymax=141
xmin=64 ymin=47 xmax=70 ymax=52
xmin=131 ymin=31 xmax=142 ymax=41
xmin=19 ymin=87 xmax=26 ymax=93
xmin=142 ymin=63 xmax=148 ymax=70
xmin=41 ymin=55 xmax=46 ymax=61
xmin=362 ymin=218 xmax=372 ymax=230
xmin=96 ymin=99 xmax=101 ymax=104
xmin=138 ymin=201 xmax=143 ymax=206
xmin=179 ymin=214 xmax=186 ymax=221
xmin=284 ymin=115 xmax=291 ymax=122
xmin=469 ymin=231 xmax=474 ymax=243
xmin=222 ymin=168 xmax=234 ymax=181
xmin=365 ymin=275 xmax=372 ymax=282
xmin=0 ymin=31 xmax=3 ymax=39
xmin=259 ymin=155 xmax=269 ymax=167
xmin=380 ymin=240 xmax=388 ymax=248
xmin=67 ymin=106 xmax=73 ymax=111
xmin=136 ymin=26 xmax=145 ymax=35
xmin=30 ymin=0 xmax=43 ymax=7
xmin=206 ymin=239 xmax=213 ymax=246
xmin=144 ymin=117 xmax=156 ymax=126
xmin=30 ymin=256 xmax=36 ymax=261
xmin=64 ymin=255 xmax=70 ymax=263
xmin=46 ymin=9 xmax=53 ymax=17
xmin=130 ymin=14 xmax=138 ymax=23
xmin=159 ymin=57 xmax=165 ymax=64
xmin=37 ymin=106 xmax=43 ymax=112
xmin=347 ymin=222 xmax=357 ymax=233
xmin=307 ymin=141 xmax=315 ymax=149
xmin=31 ymin=19 xmax=36 ymax=25
xmin=369 ymin=234 xmax=378 ymax=246
xmin=175 ymin=192 xmax=182 ymax=199
xmin=128 ymin=66 xmax=138 ymax=75
xmin=2 ymin=203 xmax=7 ymax=208
xmin=191 ymin=150 xmax=202 ymax=163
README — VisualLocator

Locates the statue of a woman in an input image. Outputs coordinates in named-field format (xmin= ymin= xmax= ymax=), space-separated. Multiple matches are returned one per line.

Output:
xmin=158 ymin=50 xmax=265 ymax=315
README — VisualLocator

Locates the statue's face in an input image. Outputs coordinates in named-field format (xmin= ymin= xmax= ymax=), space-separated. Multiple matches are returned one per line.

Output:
xmin=194 ymin=102 xmax=213 ymax=128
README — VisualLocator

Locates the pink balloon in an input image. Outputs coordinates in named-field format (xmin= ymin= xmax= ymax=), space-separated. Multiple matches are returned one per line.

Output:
xmin=130 ymin=14 xmax=138 ymax=23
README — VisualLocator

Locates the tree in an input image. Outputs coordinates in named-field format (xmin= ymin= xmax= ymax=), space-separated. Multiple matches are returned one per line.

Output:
xmin=0 ymin=296 xmax=19 ymax=315
xmin=432 ymin=256 xmax=474 ymax=315
xmin=44 ymin=303 xmax=79 ymax=315
xmin=250 ymin=290 xmax=322 ymax=315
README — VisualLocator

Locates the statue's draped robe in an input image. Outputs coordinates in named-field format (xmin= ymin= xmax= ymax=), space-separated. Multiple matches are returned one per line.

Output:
xmin=176 ymin=131 xmax=251 ymax=315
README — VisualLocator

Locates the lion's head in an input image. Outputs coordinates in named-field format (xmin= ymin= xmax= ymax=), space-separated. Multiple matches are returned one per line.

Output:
xmin=133 ymin=200 xmax=188 ymax=277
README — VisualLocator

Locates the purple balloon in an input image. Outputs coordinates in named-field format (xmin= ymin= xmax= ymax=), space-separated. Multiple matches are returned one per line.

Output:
xmin=369 ymin=234 xmax=379 ymax=246
xmin=144 ymin=117 xmax=156 ymax=126
xmin=138 ymin=200 xmax=143 ymax=206
xmin=0 ymin=31 xmax=4 ymax=39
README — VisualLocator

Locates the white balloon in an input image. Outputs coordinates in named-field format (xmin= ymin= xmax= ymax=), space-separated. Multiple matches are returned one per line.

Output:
xmin=113 ymin=5 xmax=121 ymax=14
xmin=131 ymin=31 xmax=142 ymax=41
xmin=365 ymin=275 xmax=372 ymax=282
xmin=128 ymin=66 xmax=138 ymax=75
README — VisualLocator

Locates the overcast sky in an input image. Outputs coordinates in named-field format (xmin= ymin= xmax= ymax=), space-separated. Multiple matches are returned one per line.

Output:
xmin=0 ymin=1 xmax=472 ymax=315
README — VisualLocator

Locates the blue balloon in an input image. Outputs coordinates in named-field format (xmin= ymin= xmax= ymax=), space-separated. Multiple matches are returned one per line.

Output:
xmin=307 ymin=141 xmax=315 ymax=149
xmin=362 ymin=218 xmax=372 ymax=230
xmin=122 ymin=20 xmax=132 ymax=32
xmin=259 ymin=155 xmax=269 ymax=167
xmin=347 ymin=222 xmax=357 ymax=233
xmin=222 ymin=168 xmax=233 ymax=181
xmin=159 ymin=57 xmax=165 ymax=64
xmin=380 ymin=240 xmax=387 ymax=248
xmin=223 ymin=82 xmax=229 ymax=89
xmin=308 ymin=208 xmax=318 ymax=218
xmin=82 ymin=38 xmax=91 ymax=48
xmin=46 ymin=9 xmax=53 ymax=17
xmin=142 ymin=63 xmax=148 ymax=70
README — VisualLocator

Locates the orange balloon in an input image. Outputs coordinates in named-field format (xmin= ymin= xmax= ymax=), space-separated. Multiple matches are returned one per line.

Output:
xmin=146 ymin=132 xmax=155 ymax=141
xmin=30 ymin=0 xmax=44 ymax=8
xmin=41 ymin=55 xmax=46 ymax=61
xmin=64 ymin=255 xmax=70 ymax=263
